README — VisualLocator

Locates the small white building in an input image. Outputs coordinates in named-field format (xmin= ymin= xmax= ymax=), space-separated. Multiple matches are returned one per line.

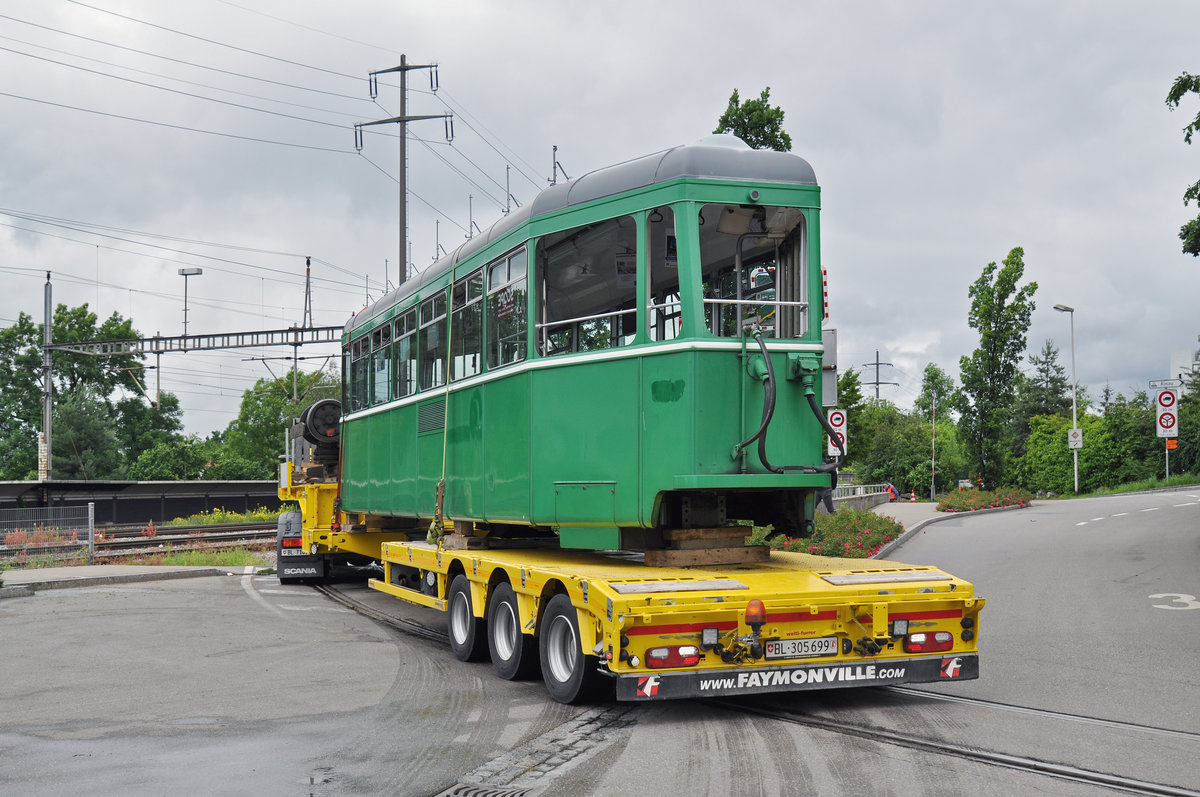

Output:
xmin=1169 ymin=347 xmax=1200 ymax=382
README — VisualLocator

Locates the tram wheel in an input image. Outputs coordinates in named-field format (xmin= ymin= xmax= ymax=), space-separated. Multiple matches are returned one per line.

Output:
xmin=487 ymin=582 xmax=538 ymax=680
xmin=447 ymin=574 xmax=487 ymax=662
xmin=539 ymin=593 xmax=603 ymax=703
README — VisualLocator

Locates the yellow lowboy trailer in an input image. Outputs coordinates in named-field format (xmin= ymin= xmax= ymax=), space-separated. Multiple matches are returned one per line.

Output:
xmin=279 ymin=463 xmax=982 ymax=703
xmin=369 ymin=539 xmax=983 ymax=703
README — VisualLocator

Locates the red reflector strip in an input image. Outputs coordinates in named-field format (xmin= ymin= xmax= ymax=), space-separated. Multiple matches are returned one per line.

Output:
xmin=281 ymin=538 xmax=303 ymax=548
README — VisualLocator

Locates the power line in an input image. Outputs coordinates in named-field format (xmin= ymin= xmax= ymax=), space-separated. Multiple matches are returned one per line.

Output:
xmin=63 ymin=0 xmax=364 ymax=82
xmin=0 ymin=12 xmax=369 ymax=102
xmin=0 ymin=90 xmax=352 ymax=154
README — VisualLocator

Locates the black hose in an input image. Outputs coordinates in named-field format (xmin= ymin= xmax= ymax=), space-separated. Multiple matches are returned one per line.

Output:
xmin=739 ymin=330 xmax=843 ymax=475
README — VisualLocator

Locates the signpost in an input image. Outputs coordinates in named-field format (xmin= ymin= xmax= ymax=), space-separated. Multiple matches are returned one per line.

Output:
xmin=1067 ymin=428 xmax=1083 ymax=450
xmin=1151 ymin=379 xmax=1182 ymax=478
xmin=827 ymin=408 xmax=847 ymax=458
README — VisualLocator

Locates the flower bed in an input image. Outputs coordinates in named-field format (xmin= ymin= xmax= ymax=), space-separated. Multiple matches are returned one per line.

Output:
xmin=750 ymin=507 xmax=905 ymax=559
xmin=936 ymin=487 xmax=1031 ymax=513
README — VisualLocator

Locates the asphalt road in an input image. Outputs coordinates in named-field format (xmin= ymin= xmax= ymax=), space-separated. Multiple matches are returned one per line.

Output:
xmin=1 ymin=492 xmax=1197 ymax=796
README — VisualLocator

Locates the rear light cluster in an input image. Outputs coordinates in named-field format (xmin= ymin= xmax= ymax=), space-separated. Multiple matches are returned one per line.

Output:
xmin=903 ymin=631 xmax=953 ymax=653
xmin=280 ymin=537 xmax=303 ymax=548
xmin=646 ymin=645 xmax=700 ymax=668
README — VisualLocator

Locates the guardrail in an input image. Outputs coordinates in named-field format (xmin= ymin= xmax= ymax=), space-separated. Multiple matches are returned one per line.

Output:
xmin=833 ymin=483 xmax=889 ymax=499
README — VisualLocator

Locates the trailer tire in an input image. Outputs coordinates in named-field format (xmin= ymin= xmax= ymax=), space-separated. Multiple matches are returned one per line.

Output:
xmin=488 ymin=582 xmax=538 ymax=680
xmin=447 ymin=574 xmax=487 ymax=662
xmin=539 ymin=593 xmax=602 ymax=704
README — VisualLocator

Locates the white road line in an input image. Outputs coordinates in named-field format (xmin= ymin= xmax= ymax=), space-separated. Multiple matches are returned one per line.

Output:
xmin=1140 ymin=507 xmax=1159 ymax=512
xmin=1076 ymin=522 xmax=1088 ymax=526
xmin=1113 ymin=512 xmax=1128 ymax=517
xmin=1174 ymin=503 xmax=1194 ymax=508
xmin=1090 ymin=517 xmax=1104 ymax=522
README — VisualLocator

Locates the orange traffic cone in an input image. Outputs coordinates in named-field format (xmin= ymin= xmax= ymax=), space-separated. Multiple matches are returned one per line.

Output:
xmin=909 ymin=491 xmax=916 ymax=503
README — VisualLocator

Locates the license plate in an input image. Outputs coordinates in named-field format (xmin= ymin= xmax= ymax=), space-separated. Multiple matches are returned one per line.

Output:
xmin=765 ymin=637 xmax=838 ymax=659
xmin=279 ymin=547 xmax=307 ymax=556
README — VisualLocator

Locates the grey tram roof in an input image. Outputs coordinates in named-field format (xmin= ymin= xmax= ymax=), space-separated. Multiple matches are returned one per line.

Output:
xmin=347 ymin=135 xmax=817 ymax=334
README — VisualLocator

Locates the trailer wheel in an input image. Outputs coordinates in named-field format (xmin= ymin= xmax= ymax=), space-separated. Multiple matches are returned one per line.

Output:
xmin=488 ymin=582 xmax=538 ymax=680
xmin=447 ymin=574 xmax=487 ymax=662
xmin=539 ymin=593 xmax=602 ymax=703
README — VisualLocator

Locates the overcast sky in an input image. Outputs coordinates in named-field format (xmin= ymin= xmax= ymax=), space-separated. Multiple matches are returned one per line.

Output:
xmin=3 ymin=0 xmax=1199 ymax=437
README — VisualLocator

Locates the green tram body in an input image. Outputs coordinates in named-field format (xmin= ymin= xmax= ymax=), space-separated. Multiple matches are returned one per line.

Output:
xmin=340 ymin=137 xmax=835 ymax=548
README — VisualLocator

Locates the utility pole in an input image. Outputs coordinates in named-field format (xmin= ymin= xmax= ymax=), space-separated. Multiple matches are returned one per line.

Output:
xmin=302 ymin=256 xmax=313 ymax=328
xmin=930 ymin=390 xmax=937 ymax=501
xmin=861 ymin=350 xmax=898 ymax=401
xmin=355 ymin=55 xmax=453 ymax=286
xmin=548 ymin=144 xmax=569 ymax=186
xmin=40 ymin=271 xmax=52 ymax=481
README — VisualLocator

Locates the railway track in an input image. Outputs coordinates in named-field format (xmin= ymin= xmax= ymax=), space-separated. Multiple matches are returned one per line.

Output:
xmin=318 ymin=582 xmax=1200 ymax=797
xmin=0 ymin=522 xmax=275 ymax=560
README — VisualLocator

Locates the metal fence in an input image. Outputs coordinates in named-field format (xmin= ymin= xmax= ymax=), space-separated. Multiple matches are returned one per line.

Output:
xmin=0 ymin=503 xmax=94 ymax=563
xmin=833 ymin=483 xmax=888 ymax=499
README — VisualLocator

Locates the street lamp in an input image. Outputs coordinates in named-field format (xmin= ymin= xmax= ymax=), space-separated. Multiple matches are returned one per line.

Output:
xmin=178 ymin=267 xmax=203 ymax=337
xmin=1053 ymin=303 xmax=1079 ymax=494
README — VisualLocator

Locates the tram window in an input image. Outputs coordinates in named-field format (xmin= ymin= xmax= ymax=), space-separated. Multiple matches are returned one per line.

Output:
xmin=697 ymin=203 xmax=808 ymax=339
xmin=350 ymin=335 xmax=370 ymax=411
xmin=486 ymin=248 xmax=527 ymax=369
xmin=371 ymin=322 xmax=392 ymax=405
xmin=452 ymin=270 xmax=484 ymax=381
xmin=393 ymin=308 xmax=418 ymax=399
xmin=419 ymin=292 xmax=448 ymax=390
xmin=648 ymin=206 xmax=681 ymax=342
xmin=536 ymin=215 xmax=638 ymax=356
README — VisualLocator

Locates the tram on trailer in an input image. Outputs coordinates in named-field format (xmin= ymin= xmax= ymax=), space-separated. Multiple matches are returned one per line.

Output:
xmin=339 ymin=135 xmax=838 ymax=546
xmin=279 ymin=136 xmax=983 ymax=703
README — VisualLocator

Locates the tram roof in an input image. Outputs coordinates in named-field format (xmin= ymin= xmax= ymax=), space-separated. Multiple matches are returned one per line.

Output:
xmin=348 ymin=135 xmax=817 ymax=334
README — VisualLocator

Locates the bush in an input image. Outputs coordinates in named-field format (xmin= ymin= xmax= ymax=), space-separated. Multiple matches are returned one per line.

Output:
xmin=937 ymin=486 xmax=1031 ymax=513
xmin=162 ymin=505 xmax=295 ymax=526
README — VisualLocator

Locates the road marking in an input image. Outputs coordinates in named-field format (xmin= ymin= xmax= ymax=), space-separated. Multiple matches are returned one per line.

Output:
xmin=1174 ymin=503 xmax=1195 ymax=508
xmin=1090 ymin=517 xmax=1104 ymax=522
xmin=1149 ymin=593 xmax=1200 ymax=610
xmin=277 ymin=604 xmax=351 ymax=613
xmin=1139 ymin=507 xmax=1159 ymax=512
xmin=1113 ymin=512 xmax=1128 ymax=517
xmin=1076 ymin=522 xmax=1088 ymax=526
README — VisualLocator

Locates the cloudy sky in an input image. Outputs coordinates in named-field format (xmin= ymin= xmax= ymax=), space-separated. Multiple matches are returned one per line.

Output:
xmin=2 ymin=0 xmax=1199 ymax=437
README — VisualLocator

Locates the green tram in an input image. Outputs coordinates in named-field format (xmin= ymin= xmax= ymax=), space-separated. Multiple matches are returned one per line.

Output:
xmin=340 ymin=135 xmax=841 ymax=549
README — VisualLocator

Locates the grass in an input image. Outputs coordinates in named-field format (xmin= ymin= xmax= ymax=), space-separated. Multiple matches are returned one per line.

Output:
xmin=1078 ymin=473 xmax=1200 ymax=498
xmin=116 ymin=545 xmax=274 ymax=568
xmin=161 ymin=505 xmax=294 ymax=527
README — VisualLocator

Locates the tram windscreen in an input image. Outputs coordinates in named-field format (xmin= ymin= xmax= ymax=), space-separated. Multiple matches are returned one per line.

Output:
xmin=698 ymin=204 xmax=808 ymax=339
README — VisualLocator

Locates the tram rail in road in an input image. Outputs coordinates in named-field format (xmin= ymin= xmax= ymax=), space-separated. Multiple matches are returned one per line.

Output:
xmin=316 ymin=578 xmax=1200 ymax=797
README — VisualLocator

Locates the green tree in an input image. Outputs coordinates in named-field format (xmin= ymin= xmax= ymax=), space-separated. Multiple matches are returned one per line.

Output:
xmin=958 ymin=247 xmax=1038 ymax=488
xmin=129 ymin=437 xmax=208 ymax=480
xmin=1166 ymin=72 xmax=1200 ymax=256
xmin=115 ymin=393 xmax=185 ymax=467
xmin=223 ymin=367 xmax=341 ymax=478
xmin=0 ymin=305 xmax=145 ymax=479
xmin=52 ymin=387 xmax=124 ymax=480
xmin=913 ymin=362 xmax=966 ymax=420
xmin=713 ymin=88 xmax=792 ymax=152
xmin=0 ymin=313 xmax=42 ymax=479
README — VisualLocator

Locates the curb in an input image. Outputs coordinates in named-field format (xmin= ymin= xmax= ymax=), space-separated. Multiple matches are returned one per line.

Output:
xmin=872 ymin=502 xmax=1031 ymax=560
xmin=0 ymin=568 xmax=229 ymax=598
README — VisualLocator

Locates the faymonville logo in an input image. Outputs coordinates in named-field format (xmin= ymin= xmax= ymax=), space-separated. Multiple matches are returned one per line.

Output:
xmin=699 ymin=664 xmax=907 ymax=691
